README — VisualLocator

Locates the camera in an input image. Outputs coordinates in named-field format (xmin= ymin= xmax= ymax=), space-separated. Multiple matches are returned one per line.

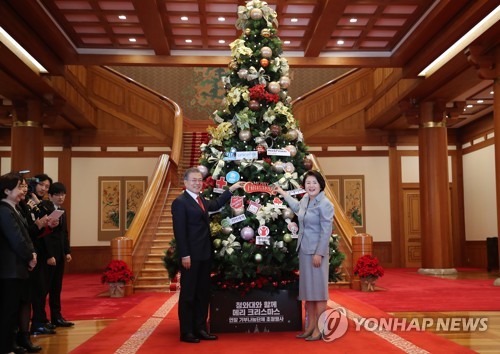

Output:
xmin=26 ymin=177 xmax=39 ymax=196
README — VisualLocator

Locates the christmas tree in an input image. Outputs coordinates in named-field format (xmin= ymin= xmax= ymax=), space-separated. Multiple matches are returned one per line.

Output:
xmin=164 ymin=0 xmax=343 ymax=293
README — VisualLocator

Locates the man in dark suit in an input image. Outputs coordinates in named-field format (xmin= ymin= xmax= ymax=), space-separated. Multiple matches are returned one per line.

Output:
xmin=172 ymin=167 xmax=244 ymax=343
xmin=38 ymin=182 xmax=74 ymax=329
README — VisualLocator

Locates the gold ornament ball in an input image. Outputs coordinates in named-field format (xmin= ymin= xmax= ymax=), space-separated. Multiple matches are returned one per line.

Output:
xmin=279 ymin=76 xmax=291 ymax=89
xmin=286 ymin=129 xmax=298 ymax=141
xmin=238 ymin=129 xmax=252 ymax=141
xmin=213 ymin=239 xmax=222 ymax=249
xmin=283 ymin=233 xmax=293 ymax=243
xmin=248 ymin=100 xmax=260 ymax=111
xmin=273 ymin=160 xmax=285 ymax=173
xmin=303 ymin=158 xmax=313 ymax=170
xmin=283 ymin=208 xmax=294 ymax=219
xmin=245 ymin=28 xmax=251 ymax=36
xmin=250 ymin=8 xmax=263 ymax=20
xmin=285 ymin=145 xmax=297 ymax=157
xmin=261 ymin=28 xmax=271 ymax=37
xmin=222 ymin=226 xmax=233 ymax=235
xmin=261 ymin=46 xmax=272 ymax=58
xmin=268 ymin=81 xmax=281 ymax=94
xmin=259 ymin=58 xmax=269 ymax=68
xmin=232 ymin=207 xmax=245 ymax=216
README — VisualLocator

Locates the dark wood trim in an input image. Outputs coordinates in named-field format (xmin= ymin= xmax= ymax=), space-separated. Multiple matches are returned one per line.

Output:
xmin=65 ymin=246 xmax=111 ymax=273
xmin=373 ymin=241 xmax=392 ymax=268
xmin=464 ymin=240 xmax=487 ymax=269
xmin=389 ymin=145 xmax=400 ymax=267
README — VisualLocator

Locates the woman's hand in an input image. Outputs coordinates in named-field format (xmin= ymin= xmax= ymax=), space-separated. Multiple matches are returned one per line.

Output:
xmin=272 ymin=184 xmax=286 ymax=196
xmin=229 ymin=181 xmax=246 ymax=192
xmin=312 ymin=254 xmax=322 ymax=267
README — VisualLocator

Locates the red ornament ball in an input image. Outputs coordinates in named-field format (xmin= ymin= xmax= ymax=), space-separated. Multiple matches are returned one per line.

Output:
xmin=303 ymin=158 xmax=313 ymax=170
xmin=260 ymin=58 xmax=269 ymax=67
xmin=256 ymin=145 xmax=266 ymax=154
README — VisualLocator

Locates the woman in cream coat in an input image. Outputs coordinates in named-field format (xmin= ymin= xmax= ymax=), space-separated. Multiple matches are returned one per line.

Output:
xmin=274 ymin=170 xmax=334 ymax=341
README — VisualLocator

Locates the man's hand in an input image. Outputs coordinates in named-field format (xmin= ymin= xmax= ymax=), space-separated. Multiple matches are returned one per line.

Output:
xmin=181 ymin=256 xmax=191 ymax=270
xmin=47 ymin=257 xmax=57 ymax=266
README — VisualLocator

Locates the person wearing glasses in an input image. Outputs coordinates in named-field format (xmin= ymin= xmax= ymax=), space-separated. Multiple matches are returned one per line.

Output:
xmin=171 ymin=167 xmax=244 ymax=344
xmin=0 ymin=173 xmax=37 ymax=354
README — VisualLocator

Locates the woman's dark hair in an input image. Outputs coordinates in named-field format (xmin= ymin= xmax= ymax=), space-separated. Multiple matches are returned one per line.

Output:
xmin=0 ymin=172 xmax=23 ymax=199
xmin=34 ymin=173 xmax=53 ymax=185
xmin=303 ymin=170 xmax=326 ymax=191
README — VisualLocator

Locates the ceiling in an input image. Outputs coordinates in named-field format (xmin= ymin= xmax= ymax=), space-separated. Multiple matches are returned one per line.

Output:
xmin=0 ymin=0 xmax=498 ymax=132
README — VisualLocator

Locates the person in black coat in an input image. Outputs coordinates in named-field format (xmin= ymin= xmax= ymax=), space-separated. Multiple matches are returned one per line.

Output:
xmin=38 ymin=182 xmax=74 ymax=328
xmin=171 ymin=167 xmax=244 ymax=343
xmin=0 ymin=173 xmax=37 ymax=354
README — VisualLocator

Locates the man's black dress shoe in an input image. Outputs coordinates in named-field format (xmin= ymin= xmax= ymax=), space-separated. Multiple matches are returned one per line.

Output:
xmin=180 ymin=333 xmax=200 ymax=343
xmin=52 ymin=318 xmax=75 ymax=327
xmin=30 ymin=324 xmax=56 ymax=335
xmin=44 ymin=322 xmax=56 ymax=330
xmin=196 ymin=330 xmax=218 ymax=340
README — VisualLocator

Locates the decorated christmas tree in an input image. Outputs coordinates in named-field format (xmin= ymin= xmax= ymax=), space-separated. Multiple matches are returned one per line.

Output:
xmin=164 ymin=0 xmax=343 ymax=293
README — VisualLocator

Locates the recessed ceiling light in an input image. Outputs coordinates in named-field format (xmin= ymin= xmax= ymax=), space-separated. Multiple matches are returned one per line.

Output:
xmin=466 ymin=104 xmax=473 ymax=108
xmin=181 ymin=16 xmax=189 ymax=21
xmin=129 ymin=38 xmax=136 ymax=42
xmin=185 ymin=39 xmax=192 ymax=43
xmin=218 ymin=17 xmax=225 ymax=22
xmin=337 ymin=40 xmax=345 ymax=45
xmin=490 ymin=91 xmax=494 ymax=95
xmin=477 ymin=100 xmax=484 ymax=103
xmin=291 ymin=18 xmax=298 ymax=23
xmin=218 ymin=40 xmax=225 ymax=44
xmin=118 ymin=15 xmax=127 ymax=20
xmin=349 ymin=18 xmax=358 ymax=23
xmin=284 ymin=40 xmax=290 ymax=44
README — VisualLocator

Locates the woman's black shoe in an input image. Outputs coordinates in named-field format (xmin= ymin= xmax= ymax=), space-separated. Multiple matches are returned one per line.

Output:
xmin=18 ymin=331 xmax=42 ymax=353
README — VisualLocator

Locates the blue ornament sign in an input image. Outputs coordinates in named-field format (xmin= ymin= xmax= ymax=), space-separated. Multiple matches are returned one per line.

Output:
xmin=226 ymin=171 xmax=240 ymax=184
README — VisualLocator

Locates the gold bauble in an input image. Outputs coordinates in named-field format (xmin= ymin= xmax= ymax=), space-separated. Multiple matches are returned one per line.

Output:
xmin=245 ymin=28 xmax=251 ymax=36
xmin=261 ymin=28 xmax=271 ymax=37
xmin=250 ymin=8 xmax=263 ymax=20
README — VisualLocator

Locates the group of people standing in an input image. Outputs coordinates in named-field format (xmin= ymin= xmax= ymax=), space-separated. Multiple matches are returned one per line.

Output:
xmin=172 ymin=167 xmax=334 ymax=343
xmin=0 ymin=172 xmax=73 ymax=354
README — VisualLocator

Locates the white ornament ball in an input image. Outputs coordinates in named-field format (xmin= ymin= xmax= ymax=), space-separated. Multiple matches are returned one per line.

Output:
xmin=241 ymin=226 xmax=255 ymax=241
xmin=261 ymin=46 xmax=272 ymax=58
xmin=254 ymin=253 xmax=263 ymax=262
xmin=250 ymin=8 xmax=263 ymax=20
xmin=268 ymin=81 xmax=281 ymax=94
xmin=285 ymin=145 xmax=297 ymax=157
xmin=282 ymin=208 xmax=294 ymax=219
xmin=222 ymin=226 xmax=233 ymax=235
xmin=238 ymin=129 xmax=252 ymax=141
xmin=284 ymin=162 xmax=295 ymax=173
xmin=237 ymin=68 xmax=249 ymax=79
xmin=197 ymin=165 xmax=209 ymax=178
xmin=279 ymin=76 xmax=291 ymax=89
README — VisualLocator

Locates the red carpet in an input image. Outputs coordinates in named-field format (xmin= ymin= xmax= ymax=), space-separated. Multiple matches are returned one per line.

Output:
xmin=61 ymin=274 xmax=155 ymax=320
xmin=336 ymin=268 xmax=500 ymax=312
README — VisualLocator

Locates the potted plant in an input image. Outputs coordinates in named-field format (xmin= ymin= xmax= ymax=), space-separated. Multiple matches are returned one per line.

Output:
xmin=101 ymin=259 xmax=135 ymax=297
xmin=353 ymin=254 xmax=384 ymax=292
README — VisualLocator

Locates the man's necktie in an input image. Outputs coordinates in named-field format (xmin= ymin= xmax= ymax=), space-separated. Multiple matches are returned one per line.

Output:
xmin=197 ymin=196 xmax=206 ymax=212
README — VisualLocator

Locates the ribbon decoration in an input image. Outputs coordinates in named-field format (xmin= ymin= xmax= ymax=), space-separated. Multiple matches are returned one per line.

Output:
xmin=246 ymin=66 xmax=269 ymax=85
xmin=273 ymin=240 xmax=285 ymax=250
xmin=207 ymin=148 xmax=225 ymax=179
xmin=235 ymin=5 xmax=250 ymax=30
xmin=212 ymin=111 xmax=224 ymax=124
xmin=278 ymin=172 xmax=300 ymax=189
xmin=220 ymin=234 xmax=241 ymax=256
xmin=256 ymin=203 xmax=285 ymax=225
xmin=254 ymin=128 xmax=271 ymax=147
xmin=235 ymin=1 xmax=278 ymax=30
xmin=240 ymin=159 xmax=265 ymax=171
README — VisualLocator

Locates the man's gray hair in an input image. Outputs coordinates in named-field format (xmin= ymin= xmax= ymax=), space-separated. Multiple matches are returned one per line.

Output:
xmin=184 ymin=167 xmax=202 ymax=180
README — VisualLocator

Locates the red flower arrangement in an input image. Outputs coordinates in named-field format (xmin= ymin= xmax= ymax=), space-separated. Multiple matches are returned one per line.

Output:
xmin=353 ymin=255 xmax=384 ymax=279
xmin=101 ymin=259 xmax=135 ymax=284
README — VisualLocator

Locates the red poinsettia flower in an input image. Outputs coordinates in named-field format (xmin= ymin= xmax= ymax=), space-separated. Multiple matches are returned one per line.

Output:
xmin=101 ymin=259 xmax=135 ymax=284
xmin=353 ymin=255 xmax=384 ymax=279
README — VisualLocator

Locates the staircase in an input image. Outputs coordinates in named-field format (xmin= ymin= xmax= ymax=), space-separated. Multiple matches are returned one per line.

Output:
xmin=133 ymin=132 xmax=206 ymax=292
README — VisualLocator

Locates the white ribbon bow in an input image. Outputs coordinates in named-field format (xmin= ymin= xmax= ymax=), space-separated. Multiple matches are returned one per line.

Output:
xmin=220 ymin=234 xmax=241 ymax=256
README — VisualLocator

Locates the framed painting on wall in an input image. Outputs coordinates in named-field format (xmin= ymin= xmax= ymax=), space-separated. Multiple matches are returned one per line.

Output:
xmin=326 ymin=175 xmax=365 ymax=233
xmin=98 ymin=176 xmax=147 ymax=241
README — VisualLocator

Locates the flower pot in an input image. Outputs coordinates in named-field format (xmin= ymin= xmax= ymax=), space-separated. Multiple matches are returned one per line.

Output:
xmin=109 ymin=282 xmax=125 ymax=297
xmin=360 ymin=278 xmax=376 ymax=292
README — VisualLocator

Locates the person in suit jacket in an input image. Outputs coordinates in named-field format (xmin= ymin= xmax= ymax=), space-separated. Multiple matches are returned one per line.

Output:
xmin=0 ymin=173 xmax=37 ymax=354
xmin=38 ymin=182 xmax=74 ymax=329
xmin=172 ymin=167 xmax=244 ymax=343
xmin=274 ymin=170 xmax=334 ymax=341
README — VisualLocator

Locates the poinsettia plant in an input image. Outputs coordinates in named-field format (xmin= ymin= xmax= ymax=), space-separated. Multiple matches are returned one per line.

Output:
xmin=101 ymin=259 xmax=135 ymax=284
xmin=353 ymin=255 xmax=384 ymax=279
